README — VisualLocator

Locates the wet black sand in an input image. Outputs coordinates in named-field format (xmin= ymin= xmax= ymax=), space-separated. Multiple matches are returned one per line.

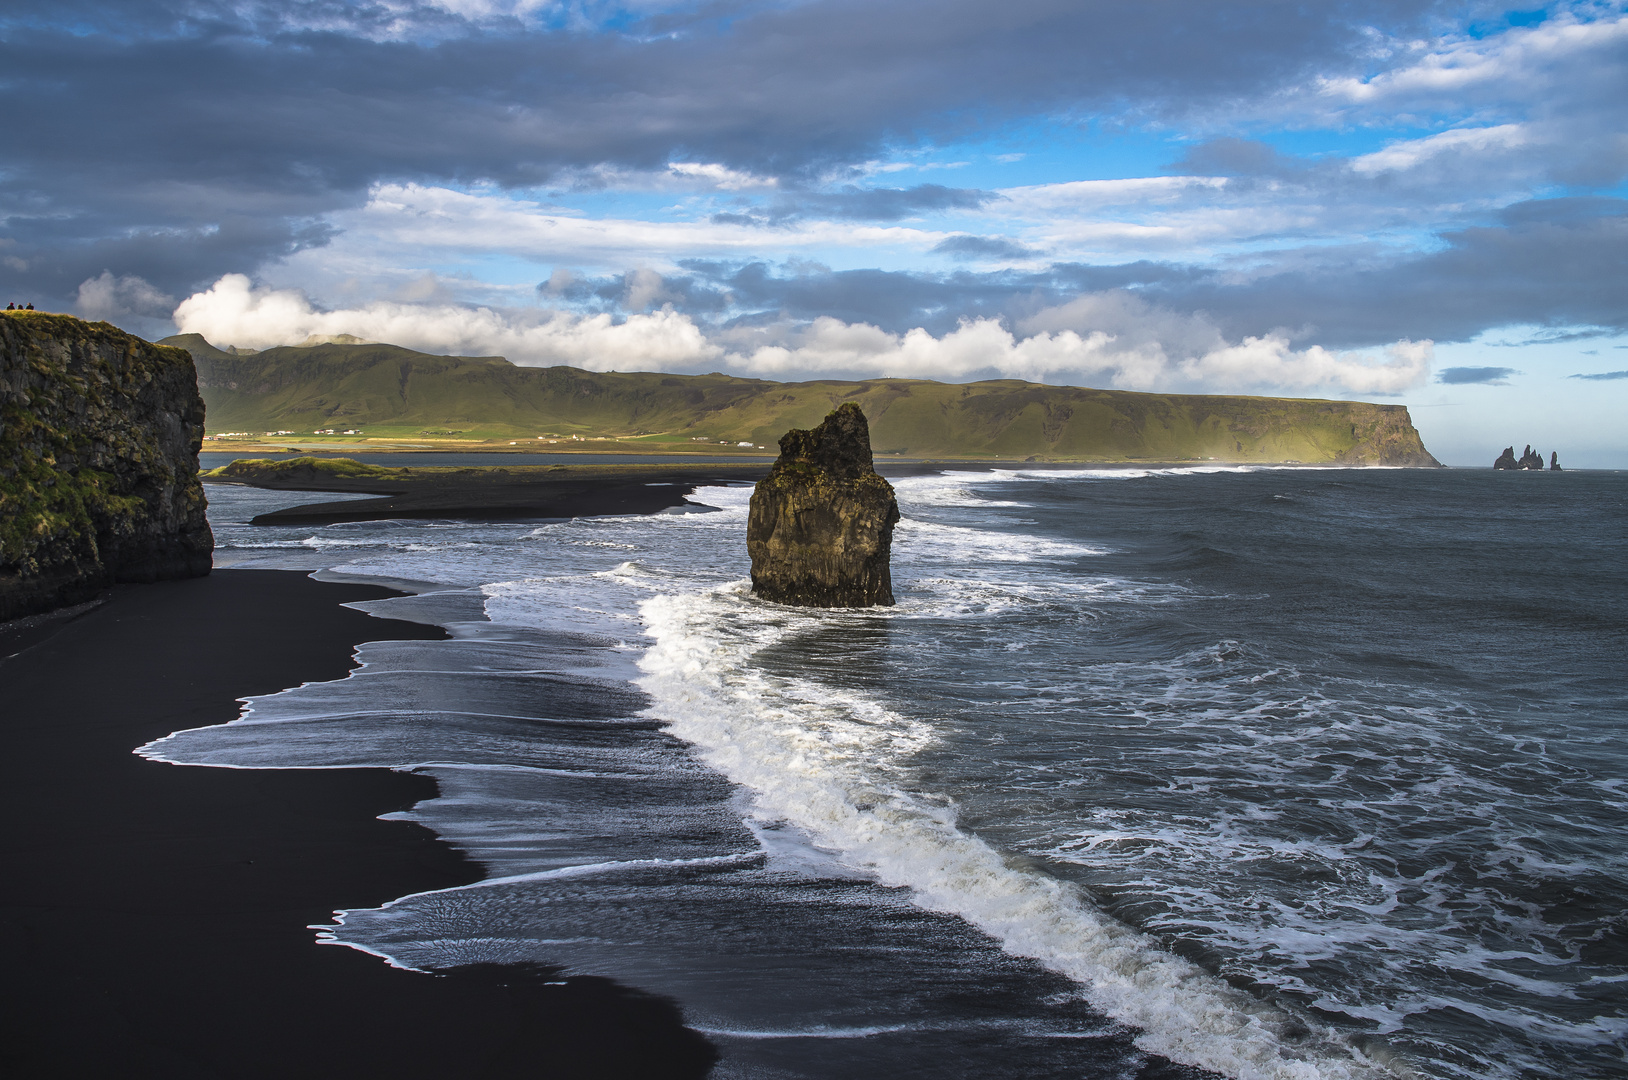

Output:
xmin=0 ymin=569 xmax=716 ymax=1079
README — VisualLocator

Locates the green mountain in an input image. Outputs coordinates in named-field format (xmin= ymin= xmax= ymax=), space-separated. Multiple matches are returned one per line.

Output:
xmin=165 ymin=334 xmax=1441 ymax=465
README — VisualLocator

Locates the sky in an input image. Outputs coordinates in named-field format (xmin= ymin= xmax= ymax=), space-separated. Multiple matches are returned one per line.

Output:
xmin=3 ymin=1 xmax=1625 ymax=465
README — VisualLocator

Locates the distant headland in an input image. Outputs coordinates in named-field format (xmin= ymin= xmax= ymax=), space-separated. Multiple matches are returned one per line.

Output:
xmin=165 ymin=333 xmax=1443 ymax=466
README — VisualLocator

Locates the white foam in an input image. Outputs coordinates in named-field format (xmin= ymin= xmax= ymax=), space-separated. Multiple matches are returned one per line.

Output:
xmin=895 ymin=518 xmax=1106 ymax=562
xmin=697 ymin=1023 xmax=920 ymax=1040
xmin=634 ymin=586 xmax=1401 ymax=1080
xmin=891 ymin=471 xmax=1032 ymax=508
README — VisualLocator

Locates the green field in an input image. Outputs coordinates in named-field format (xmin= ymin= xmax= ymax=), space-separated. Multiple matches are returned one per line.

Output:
xmin=170 ymin=334 xmax=1442 ymax=466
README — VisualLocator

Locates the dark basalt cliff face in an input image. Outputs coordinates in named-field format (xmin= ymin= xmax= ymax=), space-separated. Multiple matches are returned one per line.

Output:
xmin=1 ymin=313 xmax=213 ymax=622
xmin=747 ymin=403 xmax=899 ymax=608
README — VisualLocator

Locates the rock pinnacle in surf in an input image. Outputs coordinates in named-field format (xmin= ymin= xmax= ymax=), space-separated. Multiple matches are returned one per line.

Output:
xmin=747 ymin=403 xmax=899 ymax=607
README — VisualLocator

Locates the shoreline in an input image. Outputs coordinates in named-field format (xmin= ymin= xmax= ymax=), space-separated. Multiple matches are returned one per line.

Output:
xmin=203 ymin=455 xmax=1463 ymax=528
xmin=0 ymin=569 xmax=716 ymax=1078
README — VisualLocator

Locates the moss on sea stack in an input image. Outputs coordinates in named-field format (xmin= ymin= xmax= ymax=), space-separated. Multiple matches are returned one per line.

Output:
xmin=747 ymin=404 xmax=899 ymax=608
xmin=0 ymin=312 xmax=213 ymax=621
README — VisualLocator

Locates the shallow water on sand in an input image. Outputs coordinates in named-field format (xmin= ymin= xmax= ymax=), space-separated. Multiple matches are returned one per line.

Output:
xmin=170 ymin=468 xmax=1628 ymax=1079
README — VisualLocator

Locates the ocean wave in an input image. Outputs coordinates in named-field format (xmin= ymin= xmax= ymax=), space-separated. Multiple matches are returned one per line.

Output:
xmin=634 ymin=585 xmax=1399 ymax=1080
xmin=895 ymin=518 xmax=1106 ymax=562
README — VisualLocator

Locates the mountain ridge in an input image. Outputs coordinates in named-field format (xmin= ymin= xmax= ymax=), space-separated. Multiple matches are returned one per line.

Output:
xmin=165 ymin=334 xmax=1442 ymax=466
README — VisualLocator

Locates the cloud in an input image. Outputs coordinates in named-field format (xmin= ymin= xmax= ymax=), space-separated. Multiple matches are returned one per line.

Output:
xmin=172 ymin=274 xmax=721 ymax=369
xmin=9 ymin=0 xmax=1625 ymax=377
xmin=74 ymin=271 xmax=175 ymax=321
xmin=1437 ymin=365 xmax=1517 ymax=385
xmin=279 ymin=183 xmax=945 ymax=280
xmin=1350 ymin=125 xmax=1531 ymax=177
xmin=932 ymin=235 xmax=1041 ymax=261
xmin=1308 ymin=12 xmax=1628 ymax=189
xmin=0 ymin=0 xmax=1445 ymax=307
xmin=1568 ymin=369 xmax=1628 ymax=381
xmin=663 ymin=197 xmax=1628 ymax=349
xmin=723 ymin=315 xmax=1430 ymax=394
xmin=1115 ymin=198 xmax=1628 ymax=348
xmin=732 ymin=185 xmax=1001 ymax=225
xmin=173 ymin=273 xmax=1432 ymax=395
xmin=1010 ymin=288 xmax=1432 ymax=393
xmin=1166 ymin=138 xmax=1294 ymax=178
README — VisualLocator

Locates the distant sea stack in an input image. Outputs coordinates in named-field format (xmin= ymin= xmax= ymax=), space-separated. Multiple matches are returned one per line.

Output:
xmin=1 ymin=313 xmax=213 ymax=621
xmin=747 ymin=403 xmax=899 ymax=608
xmin=1494 ymin=445 xmax=1553 ymax=471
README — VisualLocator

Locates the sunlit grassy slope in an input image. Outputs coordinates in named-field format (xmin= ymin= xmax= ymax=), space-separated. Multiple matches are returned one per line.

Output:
xmin=170 ymin=334 xmax=1441 ymax=465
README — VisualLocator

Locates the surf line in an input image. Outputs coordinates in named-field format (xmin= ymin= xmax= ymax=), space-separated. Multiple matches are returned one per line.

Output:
xmin=634 ymin=584 xmax=1408 ymax=1080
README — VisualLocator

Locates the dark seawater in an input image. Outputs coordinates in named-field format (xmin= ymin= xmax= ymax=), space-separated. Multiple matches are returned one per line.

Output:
xmin=161 ymin=467 xmax=1628 ymax=1080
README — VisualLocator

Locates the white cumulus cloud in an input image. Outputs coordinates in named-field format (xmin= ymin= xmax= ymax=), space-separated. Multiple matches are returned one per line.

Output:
xmin=172 ymin=274 xmax=721 ymax=369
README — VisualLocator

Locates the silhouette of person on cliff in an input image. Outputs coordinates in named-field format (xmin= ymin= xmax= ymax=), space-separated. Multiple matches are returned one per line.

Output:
xmin=5 ymin=303 xmax=12 ymax=310
xmin=24 ymin=303 xmax=32 ymax=310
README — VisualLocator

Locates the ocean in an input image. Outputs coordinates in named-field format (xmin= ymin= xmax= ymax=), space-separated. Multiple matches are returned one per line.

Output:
xmin=151 ymin=465 xmax=1627 ymax=1080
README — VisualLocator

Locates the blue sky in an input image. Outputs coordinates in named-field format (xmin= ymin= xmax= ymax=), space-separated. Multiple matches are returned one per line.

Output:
xmin=3 ymin=1 xmax=1625 ymax=464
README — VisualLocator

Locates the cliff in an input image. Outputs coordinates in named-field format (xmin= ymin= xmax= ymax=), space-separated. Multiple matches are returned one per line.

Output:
xmin=747 ymin=404 xmax=899 ymax=608
xmin=172 ymin=335 xmax=1442 ymax=466
xmin=1 ymin=313 xmax=213 ymax=621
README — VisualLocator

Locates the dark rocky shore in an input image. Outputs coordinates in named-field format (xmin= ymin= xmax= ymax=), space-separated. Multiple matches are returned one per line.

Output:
xmin=0 ymin=569 xmax=716 ymax=1079
xmin=206 ymin=456 xmax=773 ymax=525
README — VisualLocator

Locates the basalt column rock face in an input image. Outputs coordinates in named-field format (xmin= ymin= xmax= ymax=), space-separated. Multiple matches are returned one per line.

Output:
xmin=747 ymin=403 xmax=899 ymax=607
xmin=1 ymin=312 xmax=213 ymax=622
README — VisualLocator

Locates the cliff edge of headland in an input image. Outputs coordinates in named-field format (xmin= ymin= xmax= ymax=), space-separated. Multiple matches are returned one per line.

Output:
xmin=1 ymin=312 xmax=213 ymax=622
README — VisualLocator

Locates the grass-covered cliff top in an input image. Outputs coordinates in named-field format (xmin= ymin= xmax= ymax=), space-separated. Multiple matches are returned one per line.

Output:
xmin=174 ymin=333 xmax=1441 ymax=466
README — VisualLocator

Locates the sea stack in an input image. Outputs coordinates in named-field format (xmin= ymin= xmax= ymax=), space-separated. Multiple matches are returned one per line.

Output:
xmin=0 ymin=312 xmax=213 ymax=621
xmin=1494 ymin=446 xmax=1518 ymax=470
xmin=747 ymin=403 xmax=899 ymax=607
xmin=1550 ymin=451 xmax=1562 ymax=471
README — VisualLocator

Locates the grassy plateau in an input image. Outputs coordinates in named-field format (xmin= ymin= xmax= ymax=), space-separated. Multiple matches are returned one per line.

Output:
xmin=170 ymin=334 xmax=1442 ymax=466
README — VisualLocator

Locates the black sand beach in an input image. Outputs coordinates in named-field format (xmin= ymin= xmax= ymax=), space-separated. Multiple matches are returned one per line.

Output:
xmin=206 ymin=458 xmax=774 ymax=525
xmin=0 ymin=569 xmax=716 ymax=1079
